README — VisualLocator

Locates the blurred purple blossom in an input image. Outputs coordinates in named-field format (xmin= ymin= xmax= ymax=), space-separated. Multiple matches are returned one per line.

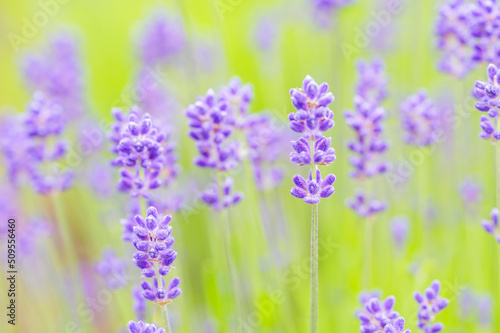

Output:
xmin=458 ymin=178 xmax=482 ymax=206
xmin=95 ymin=248 xmax=127 ymax=290
xmin=400 ymin=90 xmax=440 ymax=146
xmin=128 ymin=320 xmax=165 ymax=333
xmin=200 ymin=177 xmax=243 ymax=211
xmin=346 ymin=189 xmax=387 ymax=218
xmin=390 ymin=216 xmax=409 ymax=250
xmin=132 ymin=285 xmax=147 ymax=321
xmin=414 ymin=280 xmax=449 ymax=332
xmin=481 ymin=207 xmax=500 ymax=242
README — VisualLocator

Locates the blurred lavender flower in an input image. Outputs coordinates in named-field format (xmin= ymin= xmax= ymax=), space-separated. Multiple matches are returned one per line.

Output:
xmin=414 ymin=280 xmax=449 ymax=333
xmin=312 ymin=0 xmax=356 ymax=27
xmin=132 ymin=206 xmax=178 ymax=278
xmin=481 ymin=207 xmax=500 ymax=242
xmin=390 ymin=216 xmax=409 ymax=250
xmin=185 ymin=89 xmax=239 ymax=170
xmin=356 ymin=57 xmax=388 ymax=106
xmin=358 ymin=296 xmax=409 ymax=333
xmin=23 ymin=92 xmax=74 ymax=194
xmin=128 ymin=320 xmax=165 ymax=333
xmin=288 ymin=75 xmax=336 ymax=204
xmin=474 ymin=64 xmax=500 ymax=142
xmin=200 ymin=177 xmax=243 ymax=211
xmin=219 ymin=77 xmax=253 ymax=128
xmin=400 ymin=91 xmax=440 ymax=146
xmin=359 ymin=290 xmax=381 ymax=305
xmin=22 ymin=33 xmax=85 ymax=119
xmin=132 ymin=286 xmax=147 ymax=321
xmin=253 ymin=16 xmax=279 ymax=52
xmin=346 ymin=189 xmax=387 ymax=218
xmin=345 ymin=96 xmax=389 ymax=179
xmin=246 ymin=114 xmax=286 ymax=190
xmin=436 ymin=0 xmax=500 ymax=77
xmin=458 ymin=177 xmax=482 ymax=206
xmin=0 ymin=115 xmax=32 ymax=185
xmin=137 ymin=11 xmax=185 ymax=66
xmin=95 ymin=249 xmax=127 ymax=290
xmin=141 ymin=276 xmax=181 ymax=306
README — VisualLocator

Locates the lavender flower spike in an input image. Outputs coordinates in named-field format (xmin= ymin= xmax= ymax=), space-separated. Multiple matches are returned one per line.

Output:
xmin=200 ymin=177 xmax=243 ymax=211
xmin=291 ymin=168 xmax=335 ymax=204
xmin=128 ymin=320 xmax=165 ymax=333
xmin=474 ymin=64 xmax=500 ymax=142
xmin=358 ymin=296 xmax=409 ymax=333
xmin=481 ymin=207 xmax=500 ymax=242
xmin=414 ymin=280 xmax=449 ymax=333
xmin=132 ymin=206 xmax=177 ymax=278
xmin=141 ymin=275 xmax=182 ymax=306
xmin=346 ymin=189 xmax=387 ymax=218
xmin=400 ymin=90 xmax=440 ymax=146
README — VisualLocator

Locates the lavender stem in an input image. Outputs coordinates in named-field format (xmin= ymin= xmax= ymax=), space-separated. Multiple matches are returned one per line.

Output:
xmin=310 ymin=202 xmax=319 ymax=333
xmin=162 ymin=305 xmax=172 ymax=333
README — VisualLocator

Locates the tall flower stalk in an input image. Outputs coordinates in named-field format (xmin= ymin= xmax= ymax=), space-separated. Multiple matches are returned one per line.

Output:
xmin=288 ymin=75 xmax=336 ymax=332
xmin=344 ymin=57 xmax=389 ymax=288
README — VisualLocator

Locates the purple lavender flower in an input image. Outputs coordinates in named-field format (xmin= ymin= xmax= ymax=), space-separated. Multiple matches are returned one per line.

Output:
xmin=95 ymin=249 xmax=127 ymax=290
xmin=219 ymin=77 xmax=253 ymax=128
xmin=345 ymin=96 xmax=389 ymax=179
xmin=312 ymin=0 xmax=356 ymax=27
xmin=132 ymin=286 xmax=147 ymax=321
xmin=400 ymin=91 xmax=440 ymax=146
xmin=290 ymin=169 xmax=336 ymax=204
xmin=128 ymin=320 xmax=165 ymax=333
xmin=245 ymin=114 xmax=286 ymax=190
xmin=110 ymin=107 xmax=174 ymax=198
xmin=253 ymin=16 xmax=279 ymax=52
xmin=459 ymin=177 xmax=482 ymax=206
xmin=358 ymin=296 xmax=404 ymax=333
xmin=137 ymin=11 xmax=185 ymax=66
xmin=141 ymin=275 xmax=181 ymax=306
xmin=0 ymin=115 xmax=32 ymax=185
xmin=356 ymin=57 xmax=388 ymax=106
xmin=200 ymin=177 xmax=243 ymax=211
xmin=474 ymin=64 xmax=500 ymax=142
xmin=435 ymin=0 xmax=500 ymax=77
xmin=346 ymin=189 xmax=387 ymax=218
xmin=414 ymin=280 xmax=449 ymax=333
xmin=185 ymin=89 xmax=239 ymax=170
xmin=22 ymin=33 xmax=85 ymax=119
xmin=481 ymin=207 xmax=500 ymax=242
xmin=390 ymin=216 xmax=409 ymax=250
xmin=288 ymin=75 xmax=337 ymax=205
xmin=289 ymin=75 xmax=335 ymax=140
xmin=131 ymin=206 xmax=177 ymax=278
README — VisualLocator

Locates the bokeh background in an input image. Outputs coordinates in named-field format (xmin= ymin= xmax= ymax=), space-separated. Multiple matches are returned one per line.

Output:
xmin=0 ymin=0 xmax=498 ymax=332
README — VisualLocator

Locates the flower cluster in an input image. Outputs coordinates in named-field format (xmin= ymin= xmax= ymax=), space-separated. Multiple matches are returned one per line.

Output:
xmin=312 ymin=0 xmax=356 ymax=26
xmin=141 ymin=276 xmax=182 ymax=306
xmin=481 ymin=207 xmax=500 ymax=242
xmin=95 ymin=249 xmax=127 ymax=290
xmin=474 ymin=64 xmax=500 ymax=142
xmin=128 ymin=320 xmax=165 ymax=333
xmin=345 ymin=57 xmax=389 ymax=217
xmin=219 ymin=76 xmax=253 ymax=128
xmin=200 ymin=177 xmax=243 ymax=211
xmin=109 ymin=107 xmax=178 ymax=198
xmin=245 ymin=114 xmax=285 ymax=190
xmin=137 ymin=11 xmax=185 ymax=66
xmin=436 ymin=0 xmax=500 ymax=77
xmin=346 ymin=189 xmax=387 ymax=218
xmin=414 ymin=280 xmax=449 ymax=333
xmin=185 ymin=89 xmax=239 ymax=170
xmin=400 ymin=91 xmax=440 ymax=146
xmin=22 ymin=33 xmax=85 ymax=119
xmin=358 ymin=296 xmax=409 ymax=333
xmin=131 ymin=207 xmax=178 ymax=278
xmin=345 ymin=96 xmax=389 ymax=179
xmin=288 ymin=75 xmax=336 ymax=204
xmin=2 ymin=92 xmax=74 ymax=194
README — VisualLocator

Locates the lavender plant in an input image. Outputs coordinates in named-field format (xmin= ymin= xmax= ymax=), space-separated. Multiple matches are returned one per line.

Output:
xmin=400 ymin=91 xmax=440 ymax=146
xmin=481 ymin=207 xmax=500 ymax=242
xmin=358 ymin=296 xmax=410 ymax=333
xmin=436 ymin=0 xmax=500 ymax=77
xmin=288 ymin=75 xmax=336 ymax=332
xmin=414 ymin=280 xmax=449 ymax=333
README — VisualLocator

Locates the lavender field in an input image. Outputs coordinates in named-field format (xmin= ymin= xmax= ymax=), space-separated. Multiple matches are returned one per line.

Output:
xmin=0 ymin=0 xmax=499 ymax=332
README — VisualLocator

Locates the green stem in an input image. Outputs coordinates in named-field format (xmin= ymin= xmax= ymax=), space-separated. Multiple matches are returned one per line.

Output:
xmin=162 ymin=305 xmax=172 ymax=333
xmin=310 ymin=203 xmax=319 ymax=333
